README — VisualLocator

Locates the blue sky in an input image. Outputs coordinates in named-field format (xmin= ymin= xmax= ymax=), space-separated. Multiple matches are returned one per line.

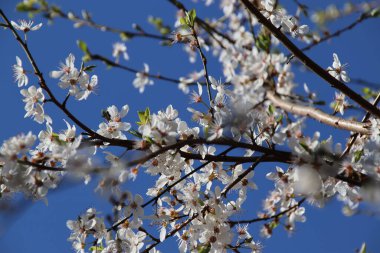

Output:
xmin=1 ymin=0 xmax=380 ymax=252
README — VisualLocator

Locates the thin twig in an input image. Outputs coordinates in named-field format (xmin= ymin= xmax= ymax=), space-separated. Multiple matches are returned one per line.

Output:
xmin=229 ymin=198 xmax=306 ymax=226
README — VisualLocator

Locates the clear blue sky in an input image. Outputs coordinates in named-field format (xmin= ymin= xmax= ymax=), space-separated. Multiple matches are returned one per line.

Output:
xmin=1 ymin=0 xmax=380 ymax=252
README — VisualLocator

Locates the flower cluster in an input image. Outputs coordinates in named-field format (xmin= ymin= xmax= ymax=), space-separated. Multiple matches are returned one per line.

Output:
xmin=3 ymin=1 xmax=380 ymax=253
xmin=50 ymin=53 xmax=99 ymax=100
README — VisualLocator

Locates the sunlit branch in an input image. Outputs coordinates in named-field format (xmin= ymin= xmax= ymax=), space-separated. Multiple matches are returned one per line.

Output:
xmin=267 ymin=90 xmax=371 ymax=134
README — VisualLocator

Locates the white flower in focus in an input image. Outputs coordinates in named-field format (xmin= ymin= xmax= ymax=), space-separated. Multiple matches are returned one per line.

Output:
xmin=50 ymin=53 xmax=76 ymax=79
xmin=327 ymin=53 xmax=350 ymax=83
xmin=261 ymin=0 xmax=284 ymax=27
xmin=11 ymin=20 xmax=42 ymax=33
xmin=20 ymin=85 xmax=44 ymax=110
xmin=76 ymin=75 xmax=98 ymax=100
xmin=13 ymin=56 xmax=28 ymax=87
xmin=57 ymin=69 xmax=85 ymax=96
xmin=20 ymin=86 xmax=51 ymax=124
xmin=133 ymin=63 xmax=153 ymax=93
xmin=112 ymin=42 xmax=129 ymax=62
xmin=59 ymin=120 xmax=77 ymax=142
xmin=97 ymin=104 xmax=131 ymax=139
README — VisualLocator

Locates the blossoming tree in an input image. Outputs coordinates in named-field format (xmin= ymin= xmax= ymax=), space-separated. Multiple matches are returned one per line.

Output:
xmin=1 ymin=0 xmax=380 ymax=252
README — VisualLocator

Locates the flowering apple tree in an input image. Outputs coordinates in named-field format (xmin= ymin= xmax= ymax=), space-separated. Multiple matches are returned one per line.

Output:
xmin=1 ymin=0 xmax=380 ymax=252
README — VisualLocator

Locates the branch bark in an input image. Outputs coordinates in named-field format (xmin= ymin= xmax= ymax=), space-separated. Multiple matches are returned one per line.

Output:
xmin=267 ymin=90 xmax=371 ymax=134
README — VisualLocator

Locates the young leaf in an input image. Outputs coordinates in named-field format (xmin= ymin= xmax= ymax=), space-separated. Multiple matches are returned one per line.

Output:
xmin=77 ymin=40 xmax=90 ymax=54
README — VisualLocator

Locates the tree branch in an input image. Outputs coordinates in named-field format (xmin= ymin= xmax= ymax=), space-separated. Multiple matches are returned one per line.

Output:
xmin=239 ymin=0 xmax=380 ymax=118
xmin=0 ymin=9 xmax=135 ymax=149
xmin=267 ymin=90 xmax=371 ymax=134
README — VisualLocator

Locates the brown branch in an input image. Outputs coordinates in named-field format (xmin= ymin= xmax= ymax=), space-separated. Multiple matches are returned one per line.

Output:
xmin=109 ymin=147 xmax=234 ymax=231
xmin=267 ymin=90 xmax=371 ymax=134
xmin=90 ymin=53 xmax=188 ymax=85
xmin=191 ymin=26 xmax=213 ymax=105
xmin=17 ymin=159 xmax=66 ymax=172
xmin=127 ymin=138 xmax=293 ymax=167
xmin=35 ymin=6 xmax=172 ymax=42
xmin=239 ymin=0 xmax=380 ymax=118
xmin=142 ymin=214 xmax=198 ymax=253
xmin=301 ymin=12 xmax=374 ymax=52
xmin=221 ymin=156 xmax=265 ymax=198
xmin=178 ymin=151 xmax=289 ymax=164
xmin=229 ymin=197 xmax=306 ymax=226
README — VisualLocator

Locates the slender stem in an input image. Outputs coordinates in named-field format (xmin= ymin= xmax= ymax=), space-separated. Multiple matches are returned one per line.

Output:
xmin=229 ymin=198 xmax=306 ymax=226
xmin=90 ymin=53 xmax=193 ymax=85
xmin=191 ymin=27 xmax=213 ymax=106
xmin=221 ymin=156 xmax=265 ymax=197
xmin=36 ymin=6 xmax=172 ymax=42
xmin=300 ymin=12 xmax=373 ymax=53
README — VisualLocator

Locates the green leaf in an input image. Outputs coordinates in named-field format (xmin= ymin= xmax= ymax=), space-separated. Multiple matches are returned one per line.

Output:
xmin=89 ymin=246 xmax=104 ymax=251
xmin=255 ymin=32 xmax=271 ymax=52
xmin=268 ymin=104 xmax=275 ymax=115
xmin=83 ymin=65 xmax=96 ymax=72
xmin=354 ymin=149 xmax=364 ymax=163
xmin=269 ymin=221 xmax=279 ymax=229
xmin=299 ymin=142 xmax=312 ymax=153
xmin=276 ymin=114 xmax=283 ymax=123
xmin=120 ymin=32 xmax=132 ymax=41
xmin=197 ymin=244 xmax=210 ymax=253
xmin=137 ymin=107 xmax=151 ymax=126
xmin=179 ymin=17 xmax=187 ymax=26
xmin=159 ymin=27 xmax=170 ymax=35
xmin=188 ymin=9 xmax=197 ymax=26
xmin=359 ymin=243 xmax=367 ymax=253
xmin=148 ymin=16 xmax=163 ymax=27
xmin=370 ymin=8 xmax=380 ymax=17
xmin=77 ymin=40 xmax=90 ymax=55
xmin=16 ymin=2 xmax=33 ymax=12
xmin=128 ymin=129 xmax=143 ymax=139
